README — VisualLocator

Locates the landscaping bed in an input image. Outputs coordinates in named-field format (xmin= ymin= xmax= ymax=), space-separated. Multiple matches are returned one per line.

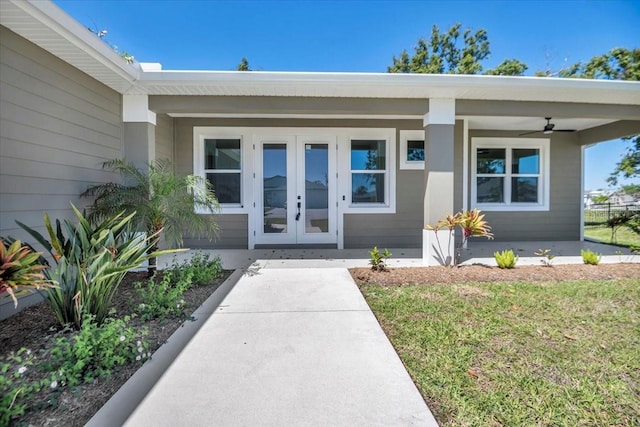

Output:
xmin=353 ymin=263 xmax=640 ymax=426
xmin=1 ymin=269 xmax=232 ymax=426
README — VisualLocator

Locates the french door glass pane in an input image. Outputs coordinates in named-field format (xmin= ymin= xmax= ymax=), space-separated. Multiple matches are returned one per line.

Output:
xmin=304 ymin=144 xmax=329 ymax=233
xmin=512 ymin=149 xmax=539 ymax=174
xmin=512 ymin=177 xmax=538 ymax=202
xmin=477 ymin=177 xmax=504 ymax=203
xmin=351 ymin=140 xmax=386 ymax=170
xmin=352 ymin=173 xmax=385 ymax=203
xmin=205 ymin=139 xmax=241 ymax=169
xmin=263 ymin=144 xmax=287 ymax=234
xmin=407 ymin=140 xmax=425 ymax=161
xmin=477 ymin=148 xmax=505 ymax=174
xmin=206 ymin=173 xmax=240 ymax=204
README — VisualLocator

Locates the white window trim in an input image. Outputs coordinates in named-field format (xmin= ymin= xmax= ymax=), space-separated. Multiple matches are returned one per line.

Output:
xmin=341 ymin=128 xmax=396 ymax=214
xmin=471 ymin=137 xmax=550 ymax=212
xmin=193 ymin=127 xmax=252 ymax=214
xmin=399 ymin=130 xmax=425 ymax=170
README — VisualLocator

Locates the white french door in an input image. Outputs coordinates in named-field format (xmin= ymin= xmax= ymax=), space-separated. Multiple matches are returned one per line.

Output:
xmin=255 ymin=134 xmax=337 ymax=245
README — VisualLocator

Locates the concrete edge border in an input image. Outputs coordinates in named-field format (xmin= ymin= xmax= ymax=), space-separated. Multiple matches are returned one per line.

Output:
xmin=86 ymin=268 xmax=245 ymax=427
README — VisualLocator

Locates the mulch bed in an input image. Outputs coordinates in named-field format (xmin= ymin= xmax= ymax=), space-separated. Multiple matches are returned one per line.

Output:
xmin=1 ymin=270 xmax=232 ymax=427
xmin=350 ymin=263 xmax=640 ymax=286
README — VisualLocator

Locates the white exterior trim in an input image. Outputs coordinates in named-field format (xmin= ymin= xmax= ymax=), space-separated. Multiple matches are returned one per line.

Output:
xmin=399 ymin=130 xmax=425 ymax=170
xmin=123 ymin=95 xmax=156 ymax=124
xmin=424 ymin=99 xmax=456 ymax=126
xmin=169 ymin=113 xmax=424 ymax=120
xmin=580 ymin=145 xmax=585 ymax=241
xmin=471 ymin=137 xmax=551 ymax=212
xmin=193 ymin=127 xmax=254 ymax=214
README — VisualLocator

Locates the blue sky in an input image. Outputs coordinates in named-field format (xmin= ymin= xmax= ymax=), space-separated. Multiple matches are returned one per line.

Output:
xmin=54 ymin=0 xmax=639 ymax=191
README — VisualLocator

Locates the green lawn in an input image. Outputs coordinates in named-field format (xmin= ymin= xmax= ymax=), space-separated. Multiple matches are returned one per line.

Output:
xmin=584 ymin=225 xmax=640 ymax=248
xmin=360 ymin=279 xmax=640 ymax=426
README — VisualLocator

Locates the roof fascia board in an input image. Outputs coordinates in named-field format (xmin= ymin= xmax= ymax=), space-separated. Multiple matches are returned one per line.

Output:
xmin=4 ymin=0 xmax=139 ymax=85
xmin=135 ymin=71 xmax=640 ymax=105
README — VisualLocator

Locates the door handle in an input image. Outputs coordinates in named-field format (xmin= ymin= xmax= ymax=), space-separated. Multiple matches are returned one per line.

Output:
xmin=296 ymin=200 xmax=301 ymax=221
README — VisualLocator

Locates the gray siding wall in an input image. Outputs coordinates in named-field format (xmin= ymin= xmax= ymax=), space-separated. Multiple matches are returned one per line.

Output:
xmin=172 ymin=117 xmax=427 ymax=248
xmin=155 ymin=113 xmax=174 ymax=163
xmin=0 ymin=26 xmax=122 ymax=242
xmin=468 ymin=130 xmax=582 ymax=241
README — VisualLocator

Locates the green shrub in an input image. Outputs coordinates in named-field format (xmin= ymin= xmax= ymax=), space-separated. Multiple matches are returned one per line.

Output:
xmin=45 ymin=315 xmax=148 ymax=387
xmin=135 ymin=269 xmax=193 ymax=320
xmin=581 ymin=249 xmax=602 ymax=265
xmin=369 ymin=247 xmax=392 ymax=271
xmin=170 ymin=252 xmax=223 ymax=285
xmin=494 ymin=249 xmax=518 ymax=269
xmin=17 ymin=204 xmax=175 ymax=329
xmin=0 ymin=348 xmax=53 ymax=425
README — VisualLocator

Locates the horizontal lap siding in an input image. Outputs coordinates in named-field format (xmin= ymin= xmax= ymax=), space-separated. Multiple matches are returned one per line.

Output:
xmin=470 ymin=131 xmax=581 ymax=241
xmin=173 ymin=117 xmax=426 ymax=249
xmin=182 ymin=215 xmax=248 ymax=249
xmin=0 ymin=26 xmax=122 ymax=241
xmin=155 ymin=113 xmax=174 ymax=163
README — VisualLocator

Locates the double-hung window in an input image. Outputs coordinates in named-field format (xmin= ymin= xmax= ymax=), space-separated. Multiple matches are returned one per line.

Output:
xmin=350 ymin=139 xmax=387 ymax=204
xmin=471 ymin=138 xmax=549 ymax=211
xmin=204 ymin=138 xmax=242 ymax=205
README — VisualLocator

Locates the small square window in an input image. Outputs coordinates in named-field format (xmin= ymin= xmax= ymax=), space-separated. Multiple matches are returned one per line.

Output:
xmin=399 ymin=130 xmax=425 ymax=170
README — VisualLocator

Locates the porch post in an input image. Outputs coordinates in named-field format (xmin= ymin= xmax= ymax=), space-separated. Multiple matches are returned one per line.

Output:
xmin=423 ymin=98 xmax=456 ymax=266
xmin=123 ymin=95 xmax=157 ymax=168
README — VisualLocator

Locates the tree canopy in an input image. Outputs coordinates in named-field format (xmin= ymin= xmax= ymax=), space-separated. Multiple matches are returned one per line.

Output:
xmin=236 ymin=57 xmax=251 ymax=71
xmin=387 ymin=23 xmax=528 ymax=76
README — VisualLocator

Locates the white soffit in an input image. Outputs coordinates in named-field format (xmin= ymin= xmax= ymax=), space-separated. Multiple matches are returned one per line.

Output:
xmin=1 ymin=0 xmax=639 ymax=108
xmin=0 ymin=0 xmax=138 ymax=93
xmin=466 ymin=116 xmax=617 ymax=131
xmin=131 ymin=70 xmax=640 ymax=106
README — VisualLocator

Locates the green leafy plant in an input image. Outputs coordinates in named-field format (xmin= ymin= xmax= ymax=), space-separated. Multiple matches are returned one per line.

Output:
xmin=494 ymin=249 xmax=518 ymax=269
xmin=0 ymin=238 xmax=56 ymax=307
xmin=581 ymin=249 xmax=602 ymax=265
xmin=81 ymin=159 xmax=220 ymax=276
xmin=534 ymin=249 xmax=556 ymax=267
xmin=135 ymin=269 xmax=193 ymax=321
xmin=45 ymin=314 xmax=148 ymax=387
xmin=168 ymin=252 xmax=223 ymax=285
xmin=369 ymin=247 xmax=392 ymax=271
xmin=427 ymin=209 xmax=494 ymax=266
xmin=17 ymin=204 xmax=175 ymax=329
xmin=0 ymin=348 xmax=53 ymax=425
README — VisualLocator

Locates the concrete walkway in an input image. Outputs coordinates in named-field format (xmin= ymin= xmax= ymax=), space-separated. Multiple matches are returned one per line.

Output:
xmin=123 ymin=262 xmax=438 ymax=426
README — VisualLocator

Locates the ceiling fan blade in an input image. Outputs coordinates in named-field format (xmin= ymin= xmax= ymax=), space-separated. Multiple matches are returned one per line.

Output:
xmin=518 ymin=130 xmax=540 ymax=136
xmin=554 ymin=129 xmax=576 ymax=133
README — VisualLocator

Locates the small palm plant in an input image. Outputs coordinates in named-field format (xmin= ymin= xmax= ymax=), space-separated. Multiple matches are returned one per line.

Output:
xmin=0 ymin=237 xmax=56 ymax=307
xmin=81 ymin=158 xmax=220 ymax=276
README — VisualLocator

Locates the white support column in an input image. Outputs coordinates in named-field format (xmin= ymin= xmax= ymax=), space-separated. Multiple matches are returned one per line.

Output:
xmin=122 ymin=95 xmax=157 ymax=168
xmin=423 ymin=98 xmax=456 ymax=266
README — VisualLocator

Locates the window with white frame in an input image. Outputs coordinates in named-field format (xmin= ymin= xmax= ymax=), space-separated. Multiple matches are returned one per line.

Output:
xmin=350 ymin=139 xmax=388 ymax=204
xmin=203 ymin=138 xmax=242 ymax=205
xmin=471 ymin=138 xmax=549 ymax=211
xmin=399 ymin=130 xmax=425 ymax=170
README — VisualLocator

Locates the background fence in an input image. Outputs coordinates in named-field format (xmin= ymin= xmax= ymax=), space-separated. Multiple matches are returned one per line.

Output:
xmin=584 ymin=203 xmax=640 ymax=226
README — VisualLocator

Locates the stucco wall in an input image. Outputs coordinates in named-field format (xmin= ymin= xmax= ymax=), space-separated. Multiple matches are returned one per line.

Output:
xmin=0 ymin=26 xmax=122 ymax=242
